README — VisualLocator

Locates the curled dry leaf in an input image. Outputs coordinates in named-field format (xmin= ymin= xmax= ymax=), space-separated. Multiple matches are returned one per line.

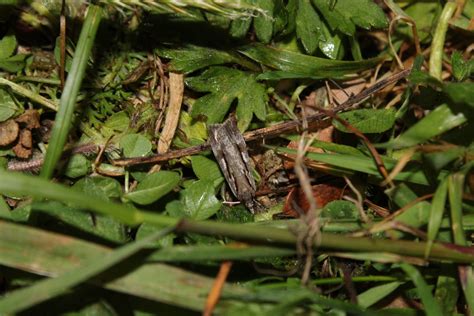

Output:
xmin=281 ymin=184 xmax=344 ymax=218
xmin=13 ymin=129 xmax=33 ymax=158
xmin=15 ymin=109 xmax=40 ymax=129
xmin=0 ymin=119 xmax=19 ymax=146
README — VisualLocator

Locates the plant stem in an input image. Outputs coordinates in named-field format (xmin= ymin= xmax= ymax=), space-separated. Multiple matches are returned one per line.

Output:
xmin=40 ymin=5 xmax=102 ymax=179
xmin=0 ymin=78 xmax=57 ymax=110
xmin=429 ymin=1 xmax=456 ymax=80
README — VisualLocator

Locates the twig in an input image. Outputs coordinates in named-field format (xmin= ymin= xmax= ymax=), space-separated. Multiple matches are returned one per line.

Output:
xmin=203 ymin=261 xmax=233 ymax=316
xmin=113 ymin=68 xmax=411 ymax=167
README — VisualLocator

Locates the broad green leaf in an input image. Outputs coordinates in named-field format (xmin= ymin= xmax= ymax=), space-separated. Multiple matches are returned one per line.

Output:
xmin=319 ymin=21 xmax=344 ymax=59
xmin=425 ymin=177 xmax=448 ymax=258
xmin=64 ymin=154 xmax=90 ymax=178
xmin=396 ymin=1 xmax=441 ymax=43
xmin=230 ymin=16 xmax=252 ymax=38
xmin=181 ymin=180 xmax=221 ymax=220
xmin=240 ymin=44 xmax=383 ymax=79
xmin=379 ymin=104 xmax=467 ymax=149
xmin=31 ymin=201 xmax=127 ymax=243
xmin=103 ymin=111 xmax=130 ymax=132
xmin=156 ymin=45 xmax=246 ymax=74
xmin=334 ymin=108 xmax=396 ymax=133
xmin=357 ymin=281 xmax=404 ymax=308
xmin=295 ymin=0 xmax=324 ymax=54
xmin=136 ymin=222 xmax=175 ymax=248
xmin=321 ymin=200 xmax=359 ymax=220
xmin=125 ymin=171 xmax=180 ymax=205
xmin=434 ymin=275 xmax=459 ymax=315
xmin=253 ymin=0 xmax=274 ymax=43
xmin=73 ymin=176 xmax=122 ymax=201
xmin=442 ymin=82 xmax=474 ymax=107
xmin=422 ymin=147 xmax=465 ymax=173
xmin=191 ymin=155 xmax=223 ymax=187
xmin=119 ymin=133 xmax=152 ymax=158
xmin=0 ymin=88 xmax=18 ymax=122
xmin=312 ymin=0 xmax=388 ymax=35
xmin=0 ymin=54 xmax=26 ymax=72
xmin=0 ymin=33 xmax=16 ymax=59
xmin=398 ymin=264 xmax=443 ymax=316
xmin=0 ymin=226 xmax=174 ymax=314
xmin=187 ymin=66 xmax=267 ymax=131
xmin=387 ymin=184 xmax=431 ymax=234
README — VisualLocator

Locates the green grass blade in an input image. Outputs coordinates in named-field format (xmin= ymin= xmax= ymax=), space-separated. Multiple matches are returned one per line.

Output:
xmin=448 ymin=169 xmax=474 ymax=313
xmin=357 ymin=281 xmax=404 ymax=308
xmin=40 ymin=5 xmax=102 ymax=179
xmin=399 ymin=263 xmax=443 ymax=316
xmin=0 ymin=78 xmax=58 ymax=111
xmin=275 ymin=147 xmax=447 ymax=186
xmin=378 ymin=104 xmax=467 ymax=149
xmin=239 ymin=43 xmax=383 ymax=79
xmin=425 ymin=177 xmax=449 ymax=258
xmin=0 ymin=226 xmax=174 ymax=314
xmin=0 ymin=220 xmax=246 ymax=312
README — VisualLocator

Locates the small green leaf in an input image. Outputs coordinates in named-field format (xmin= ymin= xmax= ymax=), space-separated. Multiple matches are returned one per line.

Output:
xmin=0 ymin=88 xmax=19 ymax=122
xmin=125 ymin=171 xmax=180 ymax=205
xmin=64 ymin=154 xmax=90 ymax=178
xmin=451 ymin=51 xmax=471 ymax=81
xmin=187 ymin=66 xmax=267 ymax=131
xmin=191 ymin=155 xmax=223 ymax=187
xmin=312 ymin=0 xmax=388 ymax=35
xmin=119 ymin=133 xmax=152 ymax=158
xmin=321 ymin=200 xmax=359 ymax=219
xmin=295 ymin=0 xmax=324 ymax=54
xmin=181 ymin=180 xmax=221 ymax=220
xmin=334 ymin=108 xmax=396 ymax=133
xmin=442 ymin=82 xmax=474 ymax=107
xmin=253 ymin=0 xmax=274 ymax=43
xmin=0 ymin=54 xmax=26 ymax=72
xmin=136 ymin=222 xmax=175 ymax=248
xmin=0 ymin=33 xmax=16 ymax=59
xmin=379 ymin=104 xmax=467 ymax=149
xmin=425 ymin=177 xmax=448 ymax=258
xmin=230 ymin=17 xmax=252 ymax=38
xmin=103 ymin=111 xmax=130 ymax=132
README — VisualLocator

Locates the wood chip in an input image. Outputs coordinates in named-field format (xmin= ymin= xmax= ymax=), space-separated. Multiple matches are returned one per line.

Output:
xmin=0 ymin=119 xmax=19 ymax=146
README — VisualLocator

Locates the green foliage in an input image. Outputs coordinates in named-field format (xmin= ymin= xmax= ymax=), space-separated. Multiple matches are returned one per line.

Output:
xmin=0 ymin=88 xmax=19 ymax=122
xmin=180 ymin=180 xmax=222 ymax=220
xmin=0 ymin=32 xmax=26 ymax=72
xmin=124 ymin=171 xmax=181 ymax=205
xmin=334 ymin=108 xmax=397 ymax=133
xmin=187 ymin=66 xmax=267 ymax=131
xmin=119 ymin=133 xmax=152 ymax=157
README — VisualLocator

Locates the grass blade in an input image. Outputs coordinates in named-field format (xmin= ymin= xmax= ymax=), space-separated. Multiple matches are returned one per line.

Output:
xmin=40 ymin=5 xmax=102 ymax=179
xmin=425 ymin=177 xmax=449 ymax=258
xmin=0 ymin=226 xmax=174 ymax=314
xmin=399 ymin=263 xmax=443 ymax=316
xmin=357 ymin=281 xmax=404 ymax=308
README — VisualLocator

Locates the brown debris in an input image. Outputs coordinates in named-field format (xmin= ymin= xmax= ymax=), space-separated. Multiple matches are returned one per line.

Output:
xmin=0 ymin=119 xmax=19 ymax=146
xmin=281 ymin=184 xmax=345 ymax=218
xmin=15 ymin=109 xmax=40 ymax=129
xmin=13 ymin=129 xmax=33 ymax=158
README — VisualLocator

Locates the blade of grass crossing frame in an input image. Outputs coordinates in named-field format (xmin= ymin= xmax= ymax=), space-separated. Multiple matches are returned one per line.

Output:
xmin=448 ymin=165 xmax=474 ymax=313
xmin=399 ymin=263 xmax=443 ymax=316
xmin=0 ymin=226 xmax=175 ymax=314
xmin=425 ymin=177 xmax=448 ymax=258
xmin=40 ymin=5 xmax=102 ymax=179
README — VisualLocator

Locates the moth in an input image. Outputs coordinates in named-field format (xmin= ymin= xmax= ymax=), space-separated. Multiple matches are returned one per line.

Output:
xmin=208 ymin=116 xmax=259 ymax=212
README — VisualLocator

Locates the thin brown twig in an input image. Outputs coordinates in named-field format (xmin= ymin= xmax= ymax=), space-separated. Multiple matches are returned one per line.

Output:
xmin=203 ymin=261 xmax=233 ymax=316
xmin=113 ymin=69 xmax=412 ymax=167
